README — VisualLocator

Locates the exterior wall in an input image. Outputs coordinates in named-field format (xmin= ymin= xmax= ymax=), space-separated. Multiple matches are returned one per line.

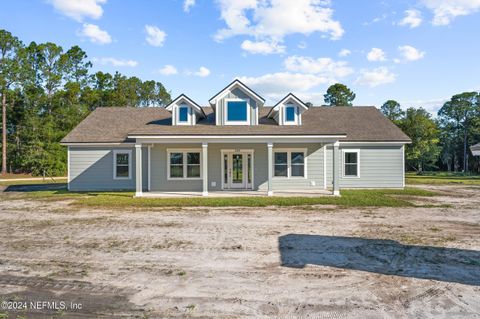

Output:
xmin=216 ymin=87 xmax=258 ymax=125
xmin=326 ymin=145 xmax=404 ymax=188
xmin=69 ymin=146 xmax=148 ymax=191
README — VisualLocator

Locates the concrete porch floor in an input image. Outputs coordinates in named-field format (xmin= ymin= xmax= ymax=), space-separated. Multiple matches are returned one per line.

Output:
xmin=138 ymin=189 xmax=333 ymax=198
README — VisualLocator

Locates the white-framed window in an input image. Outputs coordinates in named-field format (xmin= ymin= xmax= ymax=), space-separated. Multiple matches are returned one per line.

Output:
xmin=224 ymin=98 xmax=250 ymax=125
xmin=176 ymin=104 xmax=194 ymax=125
xmin=343 ymin=149 xmax=360 ymax=178
xmin=284 ymin=105 xmax=296 ymax=123
xmin=167 ymin=149 xmax=202 ymax=180
xmin=113 ymin=150 xmax=132 ymax=179
xmin=273 ymin=149 xmax=307 ymax=178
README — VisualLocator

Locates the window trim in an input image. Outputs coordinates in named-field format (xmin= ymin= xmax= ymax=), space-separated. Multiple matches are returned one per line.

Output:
xmin=176 ymin=104 xmax=194 ymax=125
xmin=113 ymin=149 xmax=132 ymax=180
xmin=273 ymin=148 xmax=307 ymax=179
xmin=342 ymin=149 xmax=360 ymax=178
xmin=167 ymin=148 xmax=202 ymax=180
xmin=224 ymin=98 xmax=251 ymax=125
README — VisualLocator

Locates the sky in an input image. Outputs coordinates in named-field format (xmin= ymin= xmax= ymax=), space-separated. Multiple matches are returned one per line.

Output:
xmin=1 ymin=0 xmax=480 ymax=113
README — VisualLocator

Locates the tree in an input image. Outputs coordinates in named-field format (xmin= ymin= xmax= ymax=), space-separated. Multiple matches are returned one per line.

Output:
xmin=323 ymin=83 xmax=355 ymax=106
xmin=381 ymin=100 xmax=404 ymax=123
xmin=399 ymin=108 xmax=440 ymax=172
xmin=438 ymin=92 xmax=479 ymax=172
xmin=0 ymin=30 xmax=21 ymax=175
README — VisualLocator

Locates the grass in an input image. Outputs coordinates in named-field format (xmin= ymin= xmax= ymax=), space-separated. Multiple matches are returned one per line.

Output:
xmin=3 ymin=182 xmax=439 ymax=208
xmin=0 ymin=179 xmax=67 ymax=186
xmin=406 ymin=172 xmax=480 ymax=185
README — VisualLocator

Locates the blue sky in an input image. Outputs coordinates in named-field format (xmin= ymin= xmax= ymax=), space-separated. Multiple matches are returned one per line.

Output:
xmin=1 ymin=0 xmax=480 ymax=112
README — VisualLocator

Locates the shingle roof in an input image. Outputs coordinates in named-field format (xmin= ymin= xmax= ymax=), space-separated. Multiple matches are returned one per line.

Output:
xmin=61 ymin=106 xmax=411 ymax=143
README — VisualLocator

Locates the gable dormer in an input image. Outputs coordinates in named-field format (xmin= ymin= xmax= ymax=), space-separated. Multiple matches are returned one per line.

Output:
xmin=268 ymin=93 xmax=309 ymax=125
xmin=209 ymin=79 xmax=265 ymax=126
xmin=166 ymin=94 xmax=206 ymax=126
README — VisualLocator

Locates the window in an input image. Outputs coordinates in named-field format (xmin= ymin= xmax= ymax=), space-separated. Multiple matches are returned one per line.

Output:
xmin=226 ymin=100 xmax=248 ymax=123
xmin=178 ymin=106 xmax=189 ymax=123
xmin=168 ymin=150 xmax=201 ymax=179
xmin=285 ymin=106 xmax=296 ymax=122
xmin=274 ymin=150 xmax=306 ymax=178
xmin=113 ymin=150 xmax=131 ymax=179
xmin=343 ymin=150 xmax=359 ymax=177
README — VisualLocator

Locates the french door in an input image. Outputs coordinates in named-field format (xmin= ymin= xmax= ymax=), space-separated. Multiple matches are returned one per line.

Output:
xmin=222 ymin=151 xmax=253 ymax=189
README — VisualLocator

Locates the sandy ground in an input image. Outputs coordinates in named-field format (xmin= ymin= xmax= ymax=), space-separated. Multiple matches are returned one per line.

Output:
xmin=0 ymin=185 xmax=479 ymax=318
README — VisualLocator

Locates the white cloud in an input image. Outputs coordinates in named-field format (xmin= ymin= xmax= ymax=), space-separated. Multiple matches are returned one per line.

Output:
xmin=241 ymin=39 xmax=285 ymax=55
xmin=355 ymin=67 xmax=396 ymax=87
xmin=399 ymin=9 xmax=423 ymax=28
xmin=158 ymin=65 xmax=178 ymax=75
xmin=238 ymin=72 xmax=331 ymax=97
xmin=298 ymin=41 xmax=307 ymax=49
xmin=367 ymin=48 xmax=387 ymax=62
xmin=93 ymin=57 xmax=137 ymax=67
xmin=77 ymin=23 xmax=112 ymax=44
xmin=214 ymin=0 xmax=344 ymax=44
xmin=145 ymin=25 xmax=167 ymax=47
xmin=49 ymin=0 xmax=106 ymax=21
xmin=399 ymin=97 xmax=448 ymax=113
xmin=421 ymin=0 xmax=480 ymax=25
xmin=283 ymin=56 xmax=353 ymax=78
xmin=338 ymin=49 xmax=351 ymax=57
xmin=185 ymin=66 xmax=210 ymax=78
xmin=397 ymin=45 xmax=425 ymax=62
xmin=183 ymin=0 xmax=195 ymax=12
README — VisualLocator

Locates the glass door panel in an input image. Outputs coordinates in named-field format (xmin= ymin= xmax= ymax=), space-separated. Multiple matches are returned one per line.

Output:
xmin=232 ymin=154 xmax=243 ymax=185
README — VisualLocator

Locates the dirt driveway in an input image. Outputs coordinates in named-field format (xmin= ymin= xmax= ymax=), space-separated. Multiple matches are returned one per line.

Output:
xmin=0 ymin=185 xmax=479 ymax=318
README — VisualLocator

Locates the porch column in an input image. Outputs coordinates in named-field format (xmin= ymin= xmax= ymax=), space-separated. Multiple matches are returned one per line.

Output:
xmin=267 ymin=142 xmax=273 ymax=196
xmin=135 ymin=144 xmax=143 ymax=197
xmin=147 ymin=144 xmax=152 ymax=191
xmin=202 ymin=142 xmax=208 ymax=196
xmin=332 ymin=141 xmax=340 ymax=196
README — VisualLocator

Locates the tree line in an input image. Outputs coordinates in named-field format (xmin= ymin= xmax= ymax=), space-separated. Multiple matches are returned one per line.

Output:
xmin=323 ymin=83 xmax=480 ymax=173
xmin=0 ymin=29 xmax=171 ymax=176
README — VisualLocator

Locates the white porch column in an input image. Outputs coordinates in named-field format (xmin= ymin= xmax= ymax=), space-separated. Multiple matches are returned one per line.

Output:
xmin=135 ymin=144 xmax=143 ymax=197
xmin=332 ymin=141 xmax=340 ymax=196
xmin=202 ymin=142 xmax=208 ymax=196
xmin=267 ymin=142 xmax=273 ymax=196
xmin=147 ymin=144 xmax=152 ymax=191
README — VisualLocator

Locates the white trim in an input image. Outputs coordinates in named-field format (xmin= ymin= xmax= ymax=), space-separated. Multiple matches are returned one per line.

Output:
xmin=130 ymin=135 xmax=346 ymax=140
xmin=113 ymin=149 xmax=132 ymax=180
xmin=202 ymin=142 xmax=208 ymax=195
xmin=333 ymin=190 xmax=340 ymax=196
xmin=224 ymin=98 xmax=251 ymax=125
xmin=342 ymin=149 xmax=360 ymax=178
xmin=147 ymin=145 xmax=152 ymax=191
xmin=338 ymin=141 xmax=410 ymax=146
xmin=61 ymin=143 xmax=135 ymax=146
xmin=67 ymin=146 xmax=70 ymax=190
xmin=402 ymin=145 xmax=405 ymax=188
xmin=209 ymin=80 xmax=265 ymax=105
xmin=323 ymin=144 xmax=327 ymax=189
xmin=176 ymin=104 xmax=193 ymax=125
xmin=166 ymin=148 xmax=203 ymax=180
xmin=283 ymin=104 xmax=299 ymax=125
xmin=273 ymin=148 xmax=308 ymax=179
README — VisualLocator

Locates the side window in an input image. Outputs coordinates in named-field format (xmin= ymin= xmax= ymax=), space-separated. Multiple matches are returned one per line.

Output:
xmin=285 ymin=106 xmax=296 ymax=122
xmin=178 ymin=106 xmax=189 ymax=123
xmin=168 ymin=151 xmax=201 ymax=179
xmin=114 ymin=150 xmax=131 ymax=179
xmin=274 ymin=150 xmax=306 ymax=178
xmin=290 ymin=152 xmax=305 ymax=177
xmin=274 ymin=152 xmax=288 ymax=177
xmin=344 ymin=151 xmax=359 ymax=177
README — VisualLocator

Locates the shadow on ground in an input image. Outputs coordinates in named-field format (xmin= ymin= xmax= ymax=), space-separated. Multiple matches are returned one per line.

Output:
xmin=4 ymin=183 xmax=67 ymax=192
xmin=279 ymin=234 xmax=480 ymax=286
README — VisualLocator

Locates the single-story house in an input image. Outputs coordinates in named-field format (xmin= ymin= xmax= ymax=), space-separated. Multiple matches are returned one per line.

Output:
xmin=471 ymin=143 xmax=480 ymax=156
xmin=61 ymin=79 xmax=411 ymax=196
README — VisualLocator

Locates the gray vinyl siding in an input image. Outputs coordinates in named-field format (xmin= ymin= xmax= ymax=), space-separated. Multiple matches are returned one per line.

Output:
xmin=326 ymin=145 xmax=404 ymax=188
xmin=217 ymin=88 xmax=258 ymax=125
xmin=69 ymin=146 xmax=148 ymax=191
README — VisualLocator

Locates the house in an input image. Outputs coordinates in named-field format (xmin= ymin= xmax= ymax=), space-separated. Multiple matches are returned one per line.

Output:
xmin=61 ymin=79 xmax=411 ymax=197
xmin=471 ymin=143 xmax=480 ymax=156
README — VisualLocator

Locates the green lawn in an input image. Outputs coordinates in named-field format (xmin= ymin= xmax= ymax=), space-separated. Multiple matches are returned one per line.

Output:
xmin=8 ymin=186 xmax=439 ymax=208
xmin=406 ymin=172 xmax=480 ymax=185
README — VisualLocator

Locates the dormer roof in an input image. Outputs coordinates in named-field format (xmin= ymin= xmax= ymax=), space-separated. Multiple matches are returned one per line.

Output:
xmin=165 ymin=94 xmax=206 ymax=118
xmin=267 ymin=93 xmax=309 ymax=118
xmin=208 ymin=79 xmax=265 ymax=106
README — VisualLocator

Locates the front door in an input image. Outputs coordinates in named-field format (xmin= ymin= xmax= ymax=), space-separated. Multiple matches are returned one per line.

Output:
xmin=223 ymin=151 xmax=253 ymax=190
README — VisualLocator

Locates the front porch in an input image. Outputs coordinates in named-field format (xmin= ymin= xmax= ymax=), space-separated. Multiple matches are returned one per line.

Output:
xmin=138 ymin=189 xmax=332 ymax=198
xmin=131 ymin=137 xmax=343 ymax=198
